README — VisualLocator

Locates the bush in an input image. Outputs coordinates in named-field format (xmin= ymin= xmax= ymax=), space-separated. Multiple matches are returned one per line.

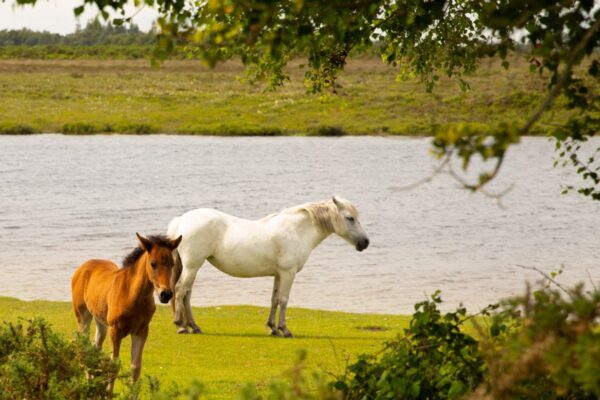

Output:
xmin=0 ymin=317 xmax=118 ymax=399
xmin=334 ymin=291 xmax=488 ymax=400
xmin=473 ymin=284 xmax=600 ymax=399
xmin=0 ymin=123 xmax=36 ymax=135
xmin=307 ymin=125 xmax=347 ymax=136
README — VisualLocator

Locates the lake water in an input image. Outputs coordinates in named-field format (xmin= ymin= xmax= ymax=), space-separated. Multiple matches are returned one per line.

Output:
xmin=1 ymin=135 xmax=598 ymax=314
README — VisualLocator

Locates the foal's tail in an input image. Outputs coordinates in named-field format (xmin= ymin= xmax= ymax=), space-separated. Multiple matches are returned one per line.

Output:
xmin=167 ymin=216 xmax=183 ymax=314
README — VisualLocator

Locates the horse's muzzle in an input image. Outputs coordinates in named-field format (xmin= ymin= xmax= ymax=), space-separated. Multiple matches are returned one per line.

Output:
xmin=159 ymin=289 xmax=173 ymax=304
xmin=356 ymin=238 xmax=370 ymax=252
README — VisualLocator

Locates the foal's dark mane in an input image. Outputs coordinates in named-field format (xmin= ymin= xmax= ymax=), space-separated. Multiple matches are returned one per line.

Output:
xmin=122 ymin=235 xmax=173 ymax=268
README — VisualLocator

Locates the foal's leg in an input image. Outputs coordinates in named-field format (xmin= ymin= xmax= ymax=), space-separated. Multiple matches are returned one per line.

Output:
xmin=174 ymin=264 xmax=202 ymax=334
xmin=130 ymin=327 xmax=149 ymax=382
xmin=277 ymin=272 xmax=296 ymax=338
xmin=76 ymin=308 xmax=93 ymax=337
xmin=267 ymin=275 xmax=280 ymax=336
xmin=108 ymin=326 xmax=123 ymax=394
xmin=94 ymin=318 xmax=108 ymax=348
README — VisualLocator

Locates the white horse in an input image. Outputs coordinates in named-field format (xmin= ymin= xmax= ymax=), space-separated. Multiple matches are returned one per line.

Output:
xmin=167 ymin=196 xmax=369 ymax=337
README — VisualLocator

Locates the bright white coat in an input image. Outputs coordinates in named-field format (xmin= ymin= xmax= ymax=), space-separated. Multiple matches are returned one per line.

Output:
xmin=167 ymin=197 xmax=369 ymax=336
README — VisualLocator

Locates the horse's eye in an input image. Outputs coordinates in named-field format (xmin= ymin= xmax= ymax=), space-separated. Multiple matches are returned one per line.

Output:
xmin=346 ymin=216 xmax=355 ymax=223
xmin=150 ymin=261 xmax=157 ymax=269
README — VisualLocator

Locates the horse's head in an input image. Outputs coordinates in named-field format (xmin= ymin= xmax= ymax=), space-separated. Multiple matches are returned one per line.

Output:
xmin=136 ymin=233 xmax=182 ymax=304
xmin=331 ymin=196 xmax=370 ymax=252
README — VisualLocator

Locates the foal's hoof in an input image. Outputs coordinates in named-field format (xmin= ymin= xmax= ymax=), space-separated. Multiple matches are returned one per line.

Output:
xmin=177 ymin=327 xmax=189 ymax=334
xmin=270 ymin=329 xmax=280 ymax=336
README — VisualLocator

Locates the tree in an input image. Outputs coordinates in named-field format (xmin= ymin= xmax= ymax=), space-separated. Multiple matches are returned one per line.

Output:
xmin=10 ymin=0 xmax=600 ymax=198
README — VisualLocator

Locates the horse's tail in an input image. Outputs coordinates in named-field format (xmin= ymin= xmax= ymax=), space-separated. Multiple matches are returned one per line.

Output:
xmin=167 ymin=216 xmax=183 ymax=313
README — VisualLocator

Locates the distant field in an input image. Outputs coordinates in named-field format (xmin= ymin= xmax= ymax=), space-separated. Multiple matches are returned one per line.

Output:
xmin=0 ymin=296 xmax=409 ymax=399
xmin=0 ymin=56 xmax=583 ymax=135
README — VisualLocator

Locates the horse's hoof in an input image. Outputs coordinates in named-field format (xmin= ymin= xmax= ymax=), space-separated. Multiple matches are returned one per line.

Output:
xmin=278 ymin=326 xmax=293 ymax=338
xmin=177 ymin=327 xmax=189 ymax=334
xmin=270 ymin=329 xmax=280 ymax=336
xmin=191 ymin=327 xmax=202 ymax=334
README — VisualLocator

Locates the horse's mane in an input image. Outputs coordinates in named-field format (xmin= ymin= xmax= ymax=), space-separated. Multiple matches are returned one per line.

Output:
xmin=297 ymin=201 xmax=339 ymax=232
xmin=122 ymin=234 xmax=173 ymax=268
xmin=278 ymin=199 xmax=348 ymax=233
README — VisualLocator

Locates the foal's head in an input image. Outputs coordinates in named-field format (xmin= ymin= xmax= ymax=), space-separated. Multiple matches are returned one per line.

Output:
xmin=136 ymin=233 xmax=182 ymax=304
xmin=331 ymin=196 xmax=370 ymax=252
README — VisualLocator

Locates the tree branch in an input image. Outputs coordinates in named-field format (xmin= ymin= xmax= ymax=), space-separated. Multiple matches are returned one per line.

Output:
xmin=515 ymin=264 xmax=574 ymax=300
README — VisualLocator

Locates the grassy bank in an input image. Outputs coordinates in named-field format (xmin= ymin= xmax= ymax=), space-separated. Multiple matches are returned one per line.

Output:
xmin=0 ymin=57 xmax=582 ymax=136
xmin=0 ymin=296 xmax=409 ymax=399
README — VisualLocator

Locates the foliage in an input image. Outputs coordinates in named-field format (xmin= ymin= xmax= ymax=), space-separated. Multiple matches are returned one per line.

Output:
xmin=0 ymin=20 xmax=155 ymax=46
xmin=334 ymin=291 xmax=489 ymax=399
xmin=0 ymin=20 xmax=158 ymax=59
xmin=0 ymin=44 xmax=155 ymax=59
xmin=473 ymin=284 xmax=600 ymax=399
xmin=0 ymin=317 xmax=119 ymax=400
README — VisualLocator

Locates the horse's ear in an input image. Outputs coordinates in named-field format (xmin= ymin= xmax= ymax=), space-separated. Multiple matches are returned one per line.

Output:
xmin=136 ymin=232 xmax=153 ymax=253
xmin=332 ymin=196 xmax=343 ymax=209
xmin=169 ymin=235 xmax=182 ymax=250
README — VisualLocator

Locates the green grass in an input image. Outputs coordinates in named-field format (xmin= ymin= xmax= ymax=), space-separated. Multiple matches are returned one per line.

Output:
xmin=0 ymin=296 xmax=409 ymax=399
xmin=0 ymin=56 xmax=588 ymax=136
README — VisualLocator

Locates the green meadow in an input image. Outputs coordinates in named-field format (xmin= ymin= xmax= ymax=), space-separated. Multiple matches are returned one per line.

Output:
xmin=0 ymin=56 xmax=580 ymax=136
xmin=0 ymin=296 xmax=409 ymax=399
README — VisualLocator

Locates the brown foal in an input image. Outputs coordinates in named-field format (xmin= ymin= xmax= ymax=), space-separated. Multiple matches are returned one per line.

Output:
xmin=71 ymin=233 xmax=182 ymax=390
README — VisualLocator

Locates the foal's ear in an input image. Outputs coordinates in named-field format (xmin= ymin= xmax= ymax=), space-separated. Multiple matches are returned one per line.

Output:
xmin=332 ymin=196 xmax=343 ymax=209
xmin=169 ymin=235 xmax=182 ymax=250
xmin=136 ymin=232 xmax=154 ymax=252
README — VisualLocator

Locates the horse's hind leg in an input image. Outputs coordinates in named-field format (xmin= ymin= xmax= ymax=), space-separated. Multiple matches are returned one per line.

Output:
xmin=267 ymin=275 xmax=280 ymax=336
xmin=174 ymin=263 xmax=202 ymax=334
xmin=184 ymin=292 xmax=202 ymax=334
xmin=74 ymin=306 xmax=92 ymax=337
xmin=94 ymin=318 xmax=107 ymax=348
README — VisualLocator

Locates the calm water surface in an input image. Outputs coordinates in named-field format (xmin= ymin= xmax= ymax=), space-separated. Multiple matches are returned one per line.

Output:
xmin=1 ymin=135 xmax=598 ymax=314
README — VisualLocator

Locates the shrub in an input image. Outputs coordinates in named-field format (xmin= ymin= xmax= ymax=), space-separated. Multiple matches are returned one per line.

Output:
xmin=118 ymin=123 xmax=157 ymax=135
xmin=334 ymin=291 xmax=488 ymax=400
xmin=0 ymin=123 xmax=36 ymax=135
xmin=184 ymin=124 xmax=283 ymax=136
xmin=0 ymin=317 xmax=119 ymax=400
xmin=307 ymin=125 xmax=347 ymax=136
xmin=472 ymin=284 xmax=600 ymax=399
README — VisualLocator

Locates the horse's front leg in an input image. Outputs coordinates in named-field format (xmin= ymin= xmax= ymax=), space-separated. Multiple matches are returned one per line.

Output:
xmin=108 ymin=326 xmax=123 ymax=395
xmin=277 ymin=271 xmax=296 ymax=338
xmin=130 ymin=327 xmax=149 ymax=382
xmin=267 ymin=275 xmax=280 ymax=335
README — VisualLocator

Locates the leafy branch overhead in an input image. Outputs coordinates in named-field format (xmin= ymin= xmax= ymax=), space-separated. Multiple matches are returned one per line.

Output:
xmin=10 ymin=0 xmax=600 ymax=196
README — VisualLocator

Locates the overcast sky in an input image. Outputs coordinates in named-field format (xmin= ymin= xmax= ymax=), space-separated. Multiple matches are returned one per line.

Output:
xmin=0 ymin=0 xmax=158 ymax=34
